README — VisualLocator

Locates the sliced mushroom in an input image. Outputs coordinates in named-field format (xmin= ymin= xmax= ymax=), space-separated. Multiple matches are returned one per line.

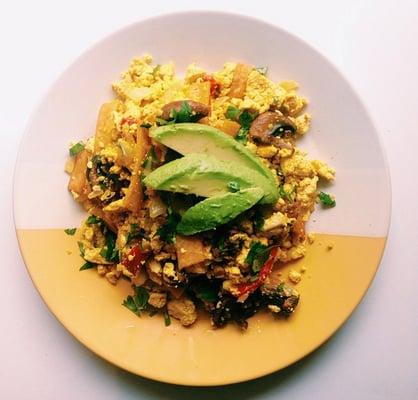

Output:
xmin=161 ymin=100 xmax=209 ymax=121
xmin=249 ymin=111 xmax=296 ymax=144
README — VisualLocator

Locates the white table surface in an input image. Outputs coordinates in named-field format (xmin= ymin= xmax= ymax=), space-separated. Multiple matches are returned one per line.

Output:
xmin=1 ymin=0 xmax=417 ymax=399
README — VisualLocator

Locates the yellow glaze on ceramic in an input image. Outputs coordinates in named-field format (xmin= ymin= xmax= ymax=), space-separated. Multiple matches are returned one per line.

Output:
xmin=16 ymin=229 xmax=386 ymax=386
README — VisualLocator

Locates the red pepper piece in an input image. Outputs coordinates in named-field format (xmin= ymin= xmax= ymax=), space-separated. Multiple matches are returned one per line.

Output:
xmin=236 ymin=247 xmax=279 ymax=297
xmin=204 ymin=74 xmax=221 ymax=97
xmin=121 ymin=117 xmax=137 ymax=126
xmin=122 ymin=244 xmax=147 ymax=275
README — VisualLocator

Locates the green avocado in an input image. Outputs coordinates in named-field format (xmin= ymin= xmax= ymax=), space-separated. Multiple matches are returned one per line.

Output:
xmin=142 ymin=153 xmax=277 ymax=204
xmin=150 ymin=123 xmax=276 ymax=185
xmin=176 ymin=188 xmax=264 ymax=235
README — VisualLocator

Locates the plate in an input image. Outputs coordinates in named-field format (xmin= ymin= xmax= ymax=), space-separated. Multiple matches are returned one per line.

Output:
xmin=14 ymin=11 xmax=390 ymax=386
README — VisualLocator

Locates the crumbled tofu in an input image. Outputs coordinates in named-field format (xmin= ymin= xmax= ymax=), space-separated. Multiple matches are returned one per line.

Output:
xmin=167 ymin=299 xmax=197 ymax=326
xmin=262 ymin=212 xmax=291 ymax=231
xmin=257 ymin=145 xmax=278 ymax=158
xmin=268 ymin=305 xmax=281 ymax=313
xmin=148 ymin=292 xmax=167 ymax=309
xmin=288 ymin=269 xmax=302 ymax=284
xmin=311 ymin=160 xmax=336 ymax=181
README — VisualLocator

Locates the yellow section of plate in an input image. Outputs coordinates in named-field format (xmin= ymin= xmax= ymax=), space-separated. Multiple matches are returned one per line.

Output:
xmin=17 ymin=229 xmax=385 ymax=386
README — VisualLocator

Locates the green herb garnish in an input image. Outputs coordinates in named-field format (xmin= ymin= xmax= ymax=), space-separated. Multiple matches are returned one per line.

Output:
xmin=235 ymin=109 xmax=258 ymax=144
xmin=69 ymin=142 xmax=84 ymax=157
xmin=64 ymin=228 xmax=76 ymax=235
xmin=156 ymin=117 xmax=172 ymax=126
xmin=245 ymin=242 xmax=269 ymax=273
xmin=171 ymin=101 xmax=194 ymax=123
xmin=79 ymin=261 xmax=95 ymax=271
xmin=225 ymin=105 xmax=241 ymax=120
xmin=86 ymin=215 xmax=101 ymax=225
xmin=77 ymin=241 xmax=85 ymax=257
xmin=318 ymin=192 xmax=336 ymax=207
xmin=278 ymin=185 xmax=294 ymax=202
xmin=157 ymin=207 xmax=180 ymax=243
xmin=163 ymin=307 xmax=171 ymax=326
xmin=122 ymin=286 xmax=150 ymax=316
xmin=140 ymin=122 xmax=152 ymax=128
xmin=255 ymin=66 xmax=268 ymax=76
xmin=101 ymin=230 xmax=119 ymax=263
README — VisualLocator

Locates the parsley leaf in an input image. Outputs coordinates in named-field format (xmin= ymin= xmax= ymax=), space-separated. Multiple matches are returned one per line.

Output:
xmin=235 ymin=109 xmax=258 ymax=144
xmin=163 ymin=307 xmax=171 ymax=326
xmin=227 ymin=181 xmax=240 ymax=192
xmin=225 ymin=105 xmax=241 ymax=120
xmin=279 ymin=185 xmax=294 ymax=202
xmin=69 ymin=142 xmax=84 ymax=157
xmin=134 ymin=286 xmax=149 ymax=309
xmin=255 ymin=66 xmax=268 ymax=76
xmin=318 ymin=192 xmax=336 ymax=207
xmin=157 ymin=208 xmax=181 ymax=243
xmin=122 ymin=296 xmax=138 ymax=314
xmin=101 ymin=230 xmax=119 ymax=263
xmin=245 ymin=242 xmax=269 ymax=273
xmin=171 ymin=101 xmax=194 ymax=122
xmin=86 ymin=215 xmax=101 ymax=225
xmin=79 ymin=261 xmax=95 ymax=271
xmin=77 ymin=241 xmax=85 ymax=257
xmin=64 ymin=228 xmax=76 ymax=235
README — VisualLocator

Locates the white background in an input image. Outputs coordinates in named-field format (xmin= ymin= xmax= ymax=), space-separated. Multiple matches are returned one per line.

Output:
xmin=1 ymin=0 xmax=417 ymax=399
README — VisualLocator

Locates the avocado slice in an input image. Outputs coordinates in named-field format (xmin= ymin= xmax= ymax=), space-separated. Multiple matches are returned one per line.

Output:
xmin=176 ymin=188 xmax=264 ymax=235
xmin=142 ymin=153 xmax=277 ymax=204
xmin=150 ymin=123 xmax=276 ymax=184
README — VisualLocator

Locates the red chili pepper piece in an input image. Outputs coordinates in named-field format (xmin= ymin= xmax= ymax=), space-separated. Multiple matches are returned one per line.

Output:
xmin=122 ymin=244 xmax=147 ymax=275
xmin=236 ymin=247 xmax=279 ymax=297
xmin=121 ymin=117 xmax=137 ymax=126
xmin=204 ymin=74 xmax=221 ymax=97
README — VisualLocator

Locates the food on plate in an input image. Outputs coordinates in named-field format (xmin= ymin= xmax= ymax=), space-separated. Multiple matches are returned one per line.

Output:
xmin=65 ymin=55 xmax=335 ymax=329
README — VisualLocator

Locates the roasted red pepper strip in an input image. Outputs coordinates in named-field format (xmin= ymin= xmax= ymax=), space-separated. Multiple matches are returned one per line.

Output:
xmin=121 ymin=117 xmax=137 ymax=126
xmin=236 ymin=247 xmax=279 ymax=297
xmin=204 ymin=74 xmax=221 ymax=97
xmin=122 ymin=244 xmax=147 ymax=275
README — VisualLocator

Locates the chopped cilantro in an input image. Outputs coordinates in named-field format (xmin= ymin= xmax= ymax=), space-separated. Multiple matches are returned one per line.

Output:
xmin=79 ymin=261 xmax=95 ymax=271
xmin=278 ymin=185 xmax=294 ymax=202
xmin=171 ymin=101 xmax=194 ymax=122
xmin=69 ymin=142 xmax=84 ymax=157
xmin=102 ymin=230 xmax=119 ymax=263
xmin=225 ymin=105 xmax=241 ymax=120
xmin=227 ymin=181 xmax=240 ymax=192
xmin=157 ymin=207 xmax=180 ymax=243
xmin=234 ymin=109 xmax=258 ymax=144
xmin=64 ymin=228 xmax=76 ymax=235
xmin=122 ymin=286 xmax=150 ymax=316
xmin=318 ymin=192 xmax=336 ymax=207
xmin=235 ymin=129 xmax=248 ymax=144
xmin=163 ymin=307 xmax=171 ymax=326
xmin=245 ymin=242 xmax=269 ymax=273
xmin=86 ymin=215 xmax=101 ymax=225
xmin=122 ymin=295 xmax=138 ymax=314
xmin=77 ymin=241 xmax=85 ymax=257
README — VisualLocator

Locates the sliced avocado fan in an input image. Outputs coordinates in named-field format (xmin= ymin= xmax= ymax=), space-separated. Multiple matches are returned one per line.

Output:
xmin=176 ymin=188 xmax=264 ymax=235
xmin=150 ymin=123 xmax=276 ymax=185
xmin=143 ymin=153 xmax=278 ymax=205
